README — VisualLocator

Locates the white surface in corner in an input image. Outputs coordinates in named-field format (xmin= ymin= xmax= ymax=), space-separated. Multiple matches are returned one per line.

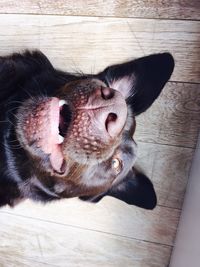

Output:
xmin=170 ymin=134 xmax=200 ymax=267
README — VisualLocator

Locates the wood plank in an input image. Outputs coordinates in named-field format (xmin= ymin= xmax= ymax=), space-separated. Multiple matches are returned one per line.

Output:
xmin=136 ymin=142 xmax=193 ymax=209
xmin=0 ymin=257 xmax=53 ymax=267
xmin=0 ymin=0 xmax=199 ymax=20
xmin=0 ymin=212 xmax=171 ymax=267
xmin=135 ymin=82 xmax=200 ymax=148
xmin=1 ymin=197 xmax=180 ymax=246
xmin=0 ymin=14 xmax=199 ymax=83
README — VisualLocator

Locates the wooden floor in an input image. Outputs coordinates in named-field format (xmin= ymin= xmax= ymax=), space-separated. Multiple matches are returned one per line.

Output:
xmin=0 ymin=1 xmax=200 ymax=266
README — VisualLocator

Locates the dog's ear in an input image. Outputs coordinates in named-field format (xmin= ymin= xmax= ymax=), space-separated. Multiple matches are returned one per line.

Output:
xmin=98 ymin=53 xmax=174 ymax=115
xmin=80 ymin=169 xmax=157 ymax=210
xmin=0 ymin=50 xmax=54 ymax=101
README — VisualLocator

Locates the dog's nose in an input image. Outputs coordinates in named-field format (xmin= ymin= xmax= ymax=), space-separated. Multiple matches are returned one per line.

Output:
xmin=94 ymin=86 xmax=115 ymax=100
xmin=94 ymin=87 xmax=127 ymax=138
xmin=104 ymin=107 xmax=127 ymax=138
xmin=100 ymin=87 xmax=115 ymax=100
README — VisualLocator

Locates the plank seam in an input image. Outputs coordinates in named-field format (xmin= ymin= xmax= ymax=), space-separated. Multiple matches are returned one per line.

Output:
xmin=0 ymin=210 xmax=174 ymax=247
xmin=0 ymin=12 xmax=199 ymax=22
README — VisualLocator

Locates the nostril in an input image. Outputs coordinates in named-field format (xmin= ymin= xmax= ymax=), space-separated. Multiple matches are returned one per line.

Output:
xmin=101 ymin=87 xmax=115 ymax=100
xmin=105 ymin=113 xmax=117 ymax=132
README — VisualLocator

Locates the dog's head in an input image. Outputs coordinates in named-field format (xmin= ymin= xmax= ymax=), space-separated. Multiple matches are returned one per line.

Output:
xmin=2 ymin=51 xmax=174 ymax=209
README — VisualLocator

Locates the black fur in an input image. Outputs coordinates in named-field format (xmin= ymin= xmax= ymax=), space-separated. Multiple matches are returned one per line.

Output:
xmin=0 ymin=50 xmax=174 ymax=209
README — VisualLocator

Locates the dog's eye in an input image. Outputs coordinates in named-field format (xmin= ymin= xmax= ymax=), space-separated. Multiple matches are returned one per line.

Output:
xmin=111 ymin=158 xmax=122 ymax=173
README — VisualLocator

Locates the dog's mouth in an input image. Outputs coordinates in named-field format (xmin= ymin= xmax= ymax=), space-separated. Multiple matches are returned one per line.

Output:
xmin=59 ymin=101 xmax=72 ymax=139
xmin=49 ymin=98 xmax=73 ymax=173
xmin=16 ymin=97 xmax=70 ymax=174
xmin=38 ymin=98 xmax=74 ymax=174
xmin=16 ymin=90 xmax=127 ymax=175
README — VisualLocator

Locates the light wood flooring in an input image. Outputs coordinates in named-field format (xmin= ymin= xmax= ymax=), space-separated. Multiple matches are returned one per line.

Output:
xmin=0 ymin=1 xmax=200 ymax=266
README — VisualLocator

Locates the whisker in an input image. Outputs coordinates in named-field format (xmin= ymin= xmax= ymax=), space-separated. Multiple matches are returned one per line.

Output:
xmin=7 ymin=121 xmax=16 ymax=127
xmin=8 ymin=100 xmax=24 ymax=105
xmin=69 ymin=57 xmax=85 ymax=76
xmin=32 ymin=77 xmax=47 ymax=98
xmin=10 ymin=144 xmax=23 ymax=150
xmin=22 ymin=88 xmax=35 ymax=100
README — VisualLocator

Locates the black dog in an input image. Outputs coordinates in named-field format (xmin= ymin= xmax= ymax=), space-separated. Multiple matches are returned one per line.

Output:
xmin=0 ymin=51 xmax=174 ymax=208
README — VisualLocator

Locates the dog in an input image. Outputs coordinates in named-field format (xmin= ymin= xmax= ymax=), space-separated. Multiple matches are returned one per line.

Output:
xmin=0 ymin=50 xmax=174 ymax=209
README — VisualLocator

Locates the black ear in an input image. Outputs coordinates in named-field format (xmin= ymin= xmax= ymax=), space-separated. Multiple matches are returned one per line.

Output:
xmin=98 ymin=53 xmax=174 ymax=115
xmin=80 ymin=169 xmax=157 ymax=210
xmin=107 ymin=170 xmax=157 ymax=209
xmin=0 ymin=50 xmax=54 ymax=101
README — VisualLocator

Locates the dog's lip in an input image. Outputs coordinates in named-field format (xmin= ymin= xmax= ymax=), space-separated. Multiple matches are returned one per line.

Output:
xmin=43 ymin=97 xmax=66 ymax=173
xmin=16 ymin=96 xmax=66 ymax=174
xmin=29 ymin=97 xmax=67 ymax=174
xmin=49 ymin=97 xmax=61 ymax=145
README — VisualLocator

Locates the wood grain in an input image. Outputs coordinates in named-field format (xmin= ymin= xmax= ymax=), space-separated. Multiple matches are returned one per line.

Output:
xmin=136 ymin=142 xmax=193 ymax=209
xmin=0 ymin=257 xmax=51 ymax=267
xmin=135 ymin=82 xmax=200 ymax=148
xmin=0 ymin=3 xmax=198 ymax=267
xmin=0 ymin=212 xmax=172 ymax=267
xmin=1 ymin=196 xmax=180 ymax=246
xmin=0 ymin=14 xmax=199 ymax=83
xmin=0 ymin=0 xmax=199 ymax=20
